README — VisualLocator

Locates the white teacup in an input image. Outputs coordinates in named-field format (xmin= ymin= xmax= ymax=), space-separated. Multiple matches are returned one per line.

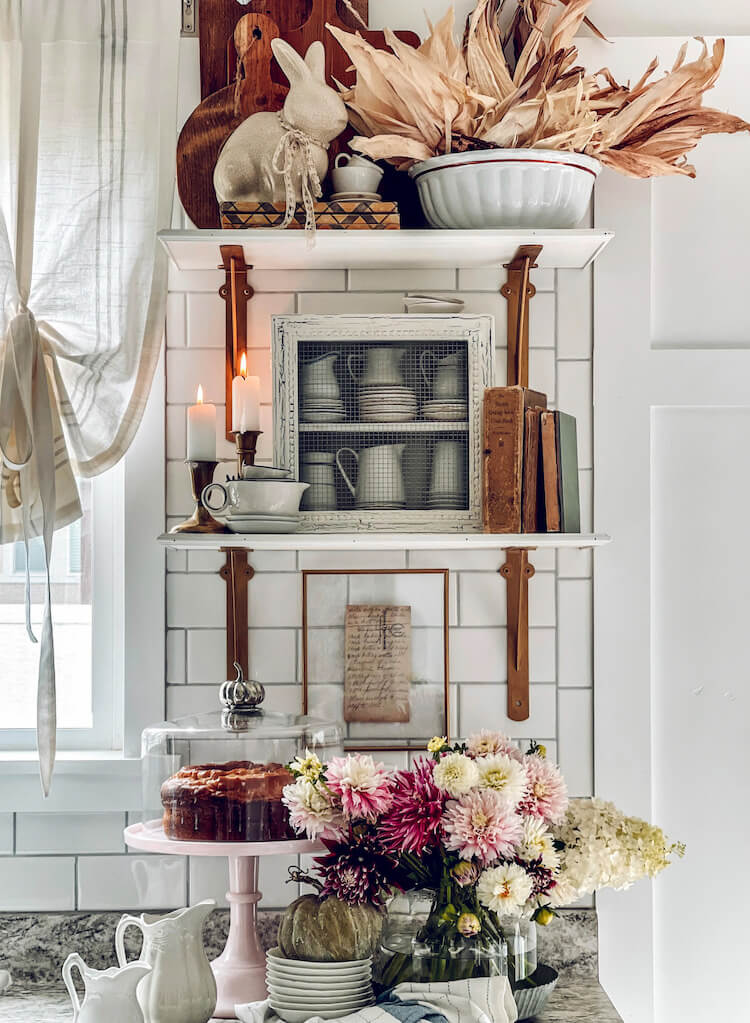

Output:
xmin=202 ymin=480 xmax=309 ymax=518
xmin=332 ymin=154 xmax=383 ymax=195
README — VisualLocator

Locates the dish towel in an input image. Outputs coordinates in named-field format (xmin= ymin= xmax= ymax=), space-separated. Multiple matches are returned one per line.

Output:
xmin=235 ymin=976 xmax=518 ymax=1023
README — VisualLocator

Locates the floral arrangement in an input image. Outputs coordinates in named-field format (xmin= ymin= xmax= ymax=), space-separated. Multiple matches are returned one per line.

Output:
xmin=283 ymin=734 xmax=683 ymax=982
xmin=326 ymin=0 xmax=749 ymax=177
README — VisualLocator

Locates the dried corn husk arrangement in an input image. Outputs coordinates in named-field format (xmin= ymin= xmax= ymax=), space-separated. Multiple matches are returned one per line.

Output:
xmin=327 ymin=0 xmax=749 ymax=176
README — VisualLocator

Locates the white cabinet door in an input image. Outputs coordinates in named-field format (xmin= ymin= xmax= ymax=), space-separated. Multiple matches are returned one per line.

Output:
xmin=580 ymin=36 xmax=750 ymax=1023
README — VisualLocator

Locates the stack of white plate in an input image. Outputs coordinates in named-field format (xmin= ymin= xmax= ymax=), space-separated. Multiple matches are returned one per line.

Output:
xmin=300 ymin=398 xmax=346 ymax=424
xmin=358 ymin=386 xmax=417 ymax=423
xmin=422 ymin=399 xmax=468 ymax=422
xmin=266 ymin=948 xmax=374 ymax=1023
xmin=426 ymin=492 xmax=467 ymax=509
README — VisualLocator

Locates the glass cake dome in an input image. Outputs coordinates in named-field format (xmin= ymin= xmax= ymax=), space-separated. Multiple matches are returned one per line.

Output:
xmin=141 ymin=664 xmax=343 ymax=843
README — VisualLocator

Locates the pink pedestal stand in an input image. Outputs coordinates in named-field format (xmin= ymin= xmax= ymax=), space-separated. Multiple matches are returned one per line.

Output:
xmin=124 ymin=822 xmax=322 ymax=1019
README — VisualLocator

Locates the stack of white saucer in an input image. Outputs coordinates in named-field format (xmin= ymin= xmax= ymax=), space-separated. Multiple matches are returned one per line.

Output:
xmin=300 ymin=397 xmax=346 ymax=423
xmin=266 ymin=948 xmax=374 ymax=1023
xmin=358 ymin=385 xmax=417 ymax=422
xmin=421 ymin=398 xmax=468 ymax=422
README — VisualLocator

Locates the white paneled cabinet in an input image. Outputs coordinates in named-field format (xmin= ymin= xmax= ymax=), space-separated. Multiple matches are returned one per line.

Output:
xmin=584 ymin=34 xmax=750 ymax=1023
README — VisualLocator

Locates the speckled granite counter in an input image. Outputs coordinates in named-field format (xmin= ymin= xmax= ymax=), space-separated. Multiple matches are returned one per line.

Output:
xmin=0 ymin=979 xmax=622 ymax=1022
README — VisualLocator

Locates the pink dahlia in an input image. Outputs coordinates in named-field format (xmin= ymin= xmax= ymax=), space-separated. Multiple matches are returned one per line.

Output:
xmin=467 ymin=729 xmax=524 ymax=762
xmin=442 ymin=788 xmax=523 ymax=865
xmin=519 ymin=755 xmax=568 ymax=825
xmin=379 ymin=756 xmax=446 ymax=854
xmin=326 ymin=754 xmax=393 ymax=820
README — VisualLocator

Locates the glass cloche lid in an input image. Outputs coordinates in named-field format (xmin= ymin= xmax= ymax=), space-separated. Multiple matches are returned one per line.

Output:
xmin=140 ymin=663 xmax=343 ymax=837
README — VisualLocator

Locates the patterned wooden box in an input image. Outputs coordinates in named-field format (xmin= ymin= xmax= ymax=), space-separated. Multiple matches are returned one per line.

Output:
xmin=220 ymin=200 xmax=400 ymax=230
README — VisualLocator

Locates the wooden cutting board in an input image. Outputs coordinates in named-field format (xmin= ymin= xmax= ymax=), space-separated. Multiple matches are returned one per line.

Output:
xmin=177 ymin=0 xmax=420 ymax=229
xmin=198 ymin=0 xmax=369 ymax=101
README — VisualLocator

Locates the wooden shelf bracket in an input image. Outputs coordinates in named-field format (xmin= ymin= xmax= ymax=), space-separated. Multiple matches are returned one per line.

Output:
xmin=219 ymin=244 xmax=254 ymax=442
xmin=497 ymin=244 xmax=543 ymax=723
xmin=501 ymin=244 xmax=542 ymax=389
xmin=500 ymin=549 xmax=535 ymax=721
xmin=219 ymin=548 xmax=255 ymax=679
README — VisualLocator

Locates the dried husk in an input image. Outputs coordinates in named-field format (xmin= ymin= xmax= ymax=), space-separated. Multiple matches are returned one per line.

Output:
xmin=326 ymin=1 xmax=750 ymax=175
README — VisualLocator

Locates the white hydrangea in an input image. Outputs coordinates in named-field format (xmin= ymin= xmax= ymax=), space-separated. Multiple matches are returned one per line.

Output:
xmin=551 ymin=798 xmax=684 ymax=901
xmin=432 ymin=752 xmax=480 ymax=797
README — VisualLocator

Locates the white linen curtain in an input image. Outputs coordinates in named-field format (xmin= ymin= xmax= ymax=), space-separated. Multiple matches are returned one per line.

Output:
xmin=0 ymin=0 xmax=180 ymax=793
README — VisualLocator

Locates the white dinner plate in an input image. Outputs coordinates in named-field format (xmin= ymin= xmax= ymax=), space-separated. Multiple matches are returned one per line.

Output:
xmin=268 ymin=984 xmax=372 ymax=999
xmin=267 ymin=950 xmax=372 ymax=971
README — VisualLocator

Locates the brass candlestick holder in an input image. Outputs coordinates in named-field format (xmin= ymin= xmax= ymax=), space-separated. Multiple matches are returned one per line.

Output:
xmin=233 ymin=430 xmax=263 ymax=476
xmin=170 ymin=460 xmax=230 ymax=534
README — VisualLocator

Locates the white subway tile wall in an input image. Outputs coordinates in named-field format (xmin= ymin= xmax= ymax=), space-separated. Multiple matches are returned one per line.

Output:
xmin=0 ymin=265 xmax=596 ymax=911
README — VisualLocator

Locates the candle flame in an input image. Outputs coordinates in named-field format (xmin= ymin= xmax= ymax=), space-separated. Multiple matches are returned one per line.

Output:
xmin=197 ymin=385 xmax=204 ymax=405
xmin=239 ymin=352 xmax=247 ymax=378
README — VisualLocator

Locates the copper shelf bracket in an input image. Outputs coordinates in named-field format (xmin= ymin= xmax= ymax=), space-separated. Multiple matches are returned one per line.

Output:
xmin=499 ymin=549 xmax=536 ymax=722
xmin=219 ymin=548 xmax=255 ymax=679
xmin=501 ymin=245 xmax=543 ymax=388
xmin=218 ymin=245 xmax=254 ymax=442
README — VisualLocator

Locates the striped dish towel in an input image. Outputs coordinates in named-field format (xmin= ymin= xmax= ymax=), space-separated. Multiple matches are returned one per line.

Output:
xmin=236 ymin=975 xmax=518 ymax=1023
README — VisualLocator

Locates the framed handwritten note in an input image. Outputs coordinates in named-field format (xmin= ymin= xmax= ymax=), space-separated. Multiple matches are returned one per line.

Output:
xmin=301 ymin=568 xmax=450 ymax=751
xmin=344 ymin=605 xmax=411 ymax=723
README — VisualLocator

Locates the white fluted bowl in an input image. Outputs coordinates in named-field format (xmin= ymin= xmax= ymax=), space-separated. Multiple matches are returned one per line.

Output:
xmin=409 ymin=148 xmax=600 ymax=229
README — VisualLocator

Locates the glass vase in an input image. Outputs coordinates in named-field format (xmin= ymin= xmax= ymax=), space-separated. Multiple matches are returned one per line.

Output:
xmin=500 ymin=917 xmax=538 ymax=983
xmin=376 ymin=888 xmax=508 ymax=988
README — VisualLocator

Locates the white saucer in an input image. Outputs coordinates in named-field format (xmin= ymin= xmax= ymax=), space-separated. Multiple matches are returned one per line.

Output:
xmin=330 ymin=191 xmax=382 ymax=201
xmin=225 ymin=517 xmax=300 ymax=534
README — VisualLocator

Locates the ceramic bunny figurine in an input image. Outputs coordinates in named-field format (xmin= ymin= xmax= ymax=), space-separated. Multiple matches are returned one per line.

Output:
xmin=214 ymin=38 xmax=347 ymax=218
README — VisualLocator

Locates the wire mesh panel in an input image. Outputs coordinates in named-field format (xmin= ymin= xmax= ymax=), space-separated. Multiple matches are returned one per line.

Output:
xmin=298 ymin=339 xmax=469 ymax=512
xmin=273 ymin=315 xmax=495 ymax=532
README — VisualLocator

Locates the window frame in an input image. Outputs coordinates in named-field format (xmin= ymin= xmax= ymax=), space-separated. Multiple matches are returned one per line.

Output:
xmin=0 ymin=353 xmax=165 ymax=759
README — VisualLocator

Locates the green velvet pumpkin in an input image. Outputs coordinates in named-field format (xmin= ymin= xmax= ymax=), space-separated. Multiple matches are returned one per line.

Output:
xmin=278 ymin=893 xmax=384 ymax=962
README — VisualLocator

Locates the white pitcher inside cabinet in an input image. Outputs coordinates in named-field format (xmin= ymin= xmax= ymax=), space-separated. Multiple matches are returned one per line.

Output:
xmin=116 ymin=900 xmax=217 ymax=1023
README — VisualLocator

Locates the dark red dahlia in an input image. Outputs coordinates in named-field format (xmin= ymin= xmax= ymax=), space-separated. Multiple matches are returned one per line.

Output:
xmin=316 ymin=829 xmax=396 ymax=906
xmin=379 ymin=756 xmax=446 ymax=855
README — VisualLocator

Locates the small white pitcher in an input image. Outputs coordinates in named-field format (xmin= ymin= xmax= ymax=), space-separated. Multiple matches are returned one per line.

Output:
xmin=62 ymin=953 xmax=151 ymax=1023
xmin=116 ymin=901 xmax=217 ymax=1023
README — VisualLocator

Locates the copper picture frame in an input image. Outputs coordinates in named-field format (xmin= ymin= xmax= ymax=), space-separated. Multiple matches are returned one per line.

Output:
xmin=301 ymin=568 xmax=451 ymax=752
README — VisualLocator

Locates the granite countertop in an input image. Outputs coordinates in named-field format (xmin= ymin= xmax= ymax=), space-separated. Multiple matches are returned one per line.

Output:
xmin=0 ymin=979 xmax=622 ymax=1022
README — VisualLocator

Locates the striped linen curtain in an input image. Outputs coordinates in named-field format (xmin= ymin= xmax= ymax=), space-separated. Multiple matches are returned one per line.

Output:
xmin=0 ymin=0 xmax=180 ymax=793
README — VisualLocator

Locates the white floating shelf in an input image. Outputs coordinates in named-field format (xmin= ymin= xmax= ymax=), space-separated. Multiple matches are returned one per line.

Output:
xmin=300 ymin=420 xmax=469 ymax=433
xmin=158 ymin=532 xmax=611 ymax=552
xmin=159 ymin=229 xmax=613 ymax=272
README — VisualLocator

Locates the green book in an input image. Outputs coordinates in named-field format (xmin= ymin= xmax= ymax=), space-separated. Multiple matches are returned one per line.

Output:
xmin=555 ymin=412 xmax=580 ymax=533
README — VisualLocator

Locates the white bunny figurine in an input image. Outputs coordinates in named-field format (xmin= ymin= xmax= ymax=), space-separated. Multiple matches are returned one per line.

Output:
xmin=214 ymin=38 xmax=348 ymax=231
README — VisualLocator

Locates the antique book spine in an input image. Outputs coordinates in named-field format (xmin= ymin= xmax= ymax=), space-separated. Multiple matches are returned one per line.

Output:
xmin=522 ymin=407 xmax=543 ymax=532
xmin=541 ymin=410 xmax=561 ymax=532
xmin=556 ymin=411 xmax=581 ymax=533
xmin=483 ymin=386 xmax=547 ymax=533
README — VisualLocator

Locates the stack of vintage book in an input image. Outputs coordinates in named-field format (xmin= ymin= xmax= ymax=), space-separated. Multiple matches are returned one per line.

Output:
xmin=482 ymin=386 xmax=581 ymax=533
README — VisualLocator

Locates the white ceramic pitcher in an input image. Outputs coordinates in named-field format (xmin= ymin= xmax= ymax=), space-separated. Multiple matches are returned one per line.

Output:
xmin=336 ymin=443 xmax=406 ymax=508
xmin=115 ymin=901 xmax=217 ymax=1023
xmin=420 ymin=351 xmax=463 ymax=398
xmin=62 ymin=953 xmax=151 ymax=1023
xmin=348 ymin=347 xmax=406 ymax=388
xmin=300 ymin=352 xmax=340 ymax=401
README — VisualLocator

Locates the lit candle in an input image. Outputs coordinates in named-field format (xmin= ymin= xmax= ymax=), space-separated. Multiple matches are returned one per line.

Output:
xmin=186 ymin=385 xmax=216 ymax=461
xmin=231 ymin=352 xmax=261 ymax=433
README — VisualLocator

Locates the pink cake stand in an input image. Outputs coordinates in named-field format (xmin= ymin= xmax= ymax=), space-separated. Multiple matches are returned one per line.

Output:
xmin=124 ymin=822 xmax=322 ymax=1019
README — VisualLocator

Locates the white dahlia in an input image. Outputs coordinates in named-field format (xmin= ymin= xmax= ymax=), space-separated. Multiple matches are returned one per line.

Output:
xmin=477 ymin=863 xmax=534 ymax=918
xmin=433 ymin=752 xmax=480 ymax=797
xmin=519 ymin=816 xmax=560 ymax=870
xmin=476 ymin=753 xmax=528 ymax=808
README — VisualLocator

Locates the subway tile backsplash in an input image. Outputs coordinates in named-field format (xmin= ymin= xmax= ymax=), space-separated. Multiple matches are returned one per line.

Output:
xmin=0 ymin=265 xmax=595 ymax=911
